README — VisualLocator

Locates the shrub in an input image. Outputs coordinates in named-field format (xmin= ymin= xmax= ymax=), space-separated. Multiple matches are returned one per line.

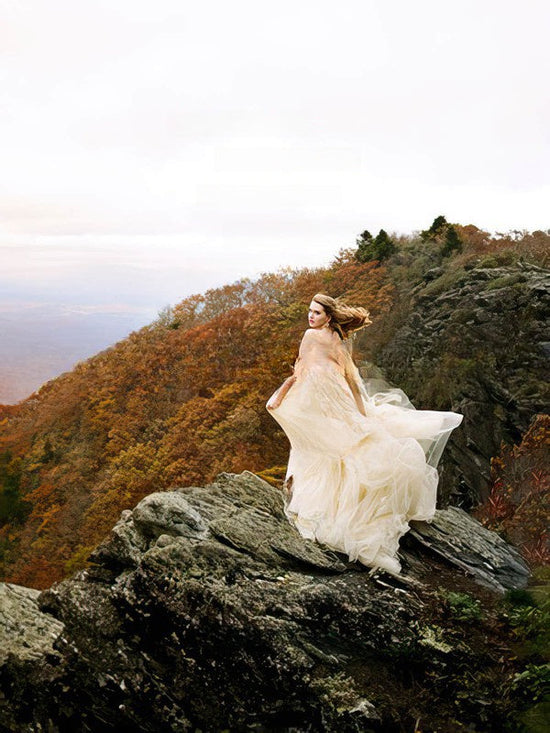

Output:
xmin=475 ymin=415 xmax=550 ymax=568
xmin=440 ymin=590 xmax=483 ymax=621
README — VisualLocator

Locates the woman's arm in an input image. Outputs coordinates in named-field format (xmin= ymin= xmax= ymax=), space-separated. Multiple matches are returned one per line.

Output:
xmin=267 ymin=330 xmax=312 ymax=410
xmin=342 ymin=352 xmax=367 ymax=417
xmin=345 ymin=372 xmax=367 ymax=416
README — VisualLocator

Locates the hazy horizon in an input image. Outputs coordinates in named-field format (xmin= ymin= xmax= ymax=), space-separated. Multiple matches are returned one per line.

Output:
xmin=1 ymin=0 xmax=548 ymax=401
xmin=0 ymin=233 xmax=356 ymax=404
xmin=0 ymin=300 xmax=155 ymax=404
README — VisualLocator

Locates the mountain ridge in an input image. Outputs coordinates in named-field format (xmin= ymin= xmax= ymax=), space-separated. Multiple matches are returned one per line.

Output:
xmin=0 ymin=224 xmax=548 ymax=588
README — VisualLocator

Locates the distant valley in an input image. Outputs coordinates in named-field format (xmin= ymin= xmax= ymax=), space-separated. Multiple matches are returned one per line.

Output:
xmin=0 ymin=303 xmax=154 ymax=403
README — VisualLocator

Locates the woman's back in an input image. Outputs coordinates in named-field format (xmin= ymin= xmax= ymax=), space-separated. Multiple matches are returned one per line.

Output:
xmin=295 ymin=327 xmax=347 ymax=377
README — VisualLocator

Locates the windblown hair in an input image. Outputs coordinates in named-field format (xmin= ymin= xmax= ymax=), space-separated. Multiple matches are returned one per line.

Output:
xmin=312 ymin=293 xmax=372 ymax=340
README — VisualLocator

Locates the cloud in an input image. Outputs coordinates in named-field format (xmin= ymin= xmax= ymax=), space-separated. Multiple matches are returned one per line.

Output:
xmin=0 ymin=0 xmax=547 ymax=287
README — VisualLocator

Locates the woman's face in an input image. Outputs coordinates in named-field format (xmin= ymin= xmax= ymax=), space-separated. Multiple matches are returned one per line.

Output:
xmin=308 ymin=300 xmax=331 ymax=329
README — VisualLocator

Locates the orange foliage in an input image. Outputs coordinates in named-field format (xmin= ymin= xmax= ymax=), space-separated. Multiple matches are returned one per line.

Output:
xmin=456 ymin=225 xmax=550 ymax=265
xmin=325 ymin=250 xmax=394 ymax=316
xmin=0 ymin=257 xmax=393 ymax=588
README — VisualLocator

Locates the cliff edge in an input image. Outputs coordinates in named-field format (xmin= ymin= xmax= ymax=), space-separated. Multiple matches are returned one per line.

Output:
xmin=0 ymin=472 xmax=532 ymax=732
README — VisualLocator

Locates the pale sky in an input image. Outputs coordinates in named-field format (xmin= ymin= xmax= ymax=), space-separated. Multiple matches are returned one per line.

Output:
xmin=1 ymin=0 xmax=549 ymax=312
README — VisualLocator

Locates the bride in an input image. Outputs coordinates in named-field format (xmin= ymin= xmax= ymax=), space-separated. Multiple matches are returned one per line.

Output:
xmin=267 ymin=293 xmax=463 ymax=574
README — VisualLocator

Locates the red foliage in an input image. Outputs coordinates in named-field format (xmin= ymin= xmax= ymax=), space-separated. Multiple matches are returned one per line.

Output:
xmin=475 ymin=414 xmax=550 ymax=567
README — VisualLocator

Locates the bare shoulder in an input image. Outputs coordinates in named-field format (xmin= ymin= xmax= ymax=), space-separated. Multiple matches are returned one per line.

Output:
xmin=301 ymin=328 xmax=322 ymax=341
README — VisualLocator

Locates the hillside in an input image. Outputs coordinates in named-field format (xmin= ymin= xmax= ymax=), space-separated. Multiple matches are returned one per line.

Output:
xmin=0 ymin=303 xmax=151 ymax=404
xmin=0 ymin=221 xmax=548 ymax=588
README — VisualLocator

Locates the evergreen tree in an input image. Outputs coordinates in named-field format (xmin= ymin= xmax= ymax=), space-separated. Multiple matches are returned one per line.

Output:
xmin=355 ymin=230 xmax=373 ymax=263
xmin=421 ymin=215 xmax=448 ymax=241
xmin=441 ymin=225 xmax=463 ymax=257
xmin=0 ymin=452 xmax=27 ymax=524
xmin=373 ymin=229 xmax=396 ymax=260
xmin=355 ymin=229 xmax=396 ymax=263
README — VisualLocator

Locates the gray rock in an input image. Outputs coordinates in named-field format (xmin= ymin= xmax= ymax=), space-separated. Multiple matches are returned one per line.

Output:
xmin=90 ymin=491 xmax=208 ymax=569
xmin=132 ymin=491 xmax=208 ymax=540
xmin=0 ymin=582 xmax=64 ymax=664
xmin=371 ymin=262 xmax=550 ymax=506
xmin=89 ymin=508 xmax=147 ymax=568
xmin=0 ymin=472 xmax=532 ymax=732
xmin=409 ymin=507 xmax=529 ymax=593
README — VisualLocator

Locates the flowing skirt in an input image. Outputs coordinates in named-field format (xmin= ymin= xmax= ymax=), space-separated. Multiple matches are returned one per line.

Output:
xmin=267 ymin=364 xmax=463 ymax=574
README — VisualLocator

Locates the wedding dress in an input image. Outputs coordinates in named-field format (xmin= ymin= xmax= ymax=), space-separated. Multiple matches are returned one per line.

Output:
xmin=267 ymin=329 xmax=463 ymax=574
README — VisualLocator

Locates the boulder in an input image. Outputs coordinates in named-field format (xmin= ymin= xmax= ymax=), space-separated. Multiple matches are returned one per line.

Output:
xmin=0 ymin=472 xmax=531 ymax=732
xmin=0 ymin=583 xmax=63 ymax=665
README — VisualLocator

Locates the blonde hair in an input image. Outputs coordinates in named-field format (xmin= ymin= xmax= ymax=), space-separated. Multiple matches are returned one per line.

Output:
xmin=312 ymin=293 xmax=372 ymax=340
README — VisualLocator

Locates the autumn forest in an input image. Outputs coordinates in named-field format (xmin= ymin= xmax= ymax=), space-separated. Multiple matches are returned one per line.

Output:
xmin=0 ymin=220 xmax=548 ymax=589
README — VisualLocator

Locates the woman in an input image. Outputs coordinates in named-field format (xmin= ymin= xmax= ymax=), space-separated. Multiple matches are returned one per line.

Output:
xmin=267 ymin=293 xmax=463 ymax=574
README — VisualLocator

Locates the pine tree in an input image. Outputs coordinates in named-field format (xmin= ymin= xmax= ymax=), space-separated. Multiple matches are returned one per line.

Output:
xmin=373 ymin=229 xmax=396 ymax=260
xmin=355 ymin=229 xmax=396 ymax=263
xmin=355 ymin=230 xmax=374 ymax=263
xmin=421 ymin=215 xmax=448 ymax=242
xmin=441 ymin=225 xmax=463 ymax=256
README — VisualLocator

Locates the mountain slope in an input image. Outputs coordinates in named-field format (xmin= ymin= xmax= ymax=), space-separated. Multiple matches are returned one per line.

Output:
xmin=0 ymin=259 xmax=391 ymax=587
xmin=0 ymin=224 xmax=548 ymax=588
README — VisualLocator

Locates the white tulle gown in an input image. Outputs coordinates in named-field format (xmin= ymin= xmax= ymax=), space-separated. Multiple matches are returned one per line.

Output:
xmin=267 ymin=328 xmax=463 ymax=574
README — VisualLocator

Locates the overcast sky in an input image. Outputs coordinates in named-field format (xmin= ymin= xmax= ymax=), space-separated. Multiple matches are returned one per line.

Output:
xmin=1 ymin=0 xmax=549 ymax=313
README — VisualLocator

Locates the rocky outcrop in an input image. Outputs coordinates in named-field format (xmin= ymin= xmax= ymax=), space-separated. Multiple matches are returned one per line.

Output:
xmin=409 ymin=506 xmax=529 ymax=593
xmin=0 ymin=472 xmax=530 ymax=732
xmin=0 ymin=584 xmax=63 ymax=665
xmin=373 ymin=262 xmax=550 ymax=507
